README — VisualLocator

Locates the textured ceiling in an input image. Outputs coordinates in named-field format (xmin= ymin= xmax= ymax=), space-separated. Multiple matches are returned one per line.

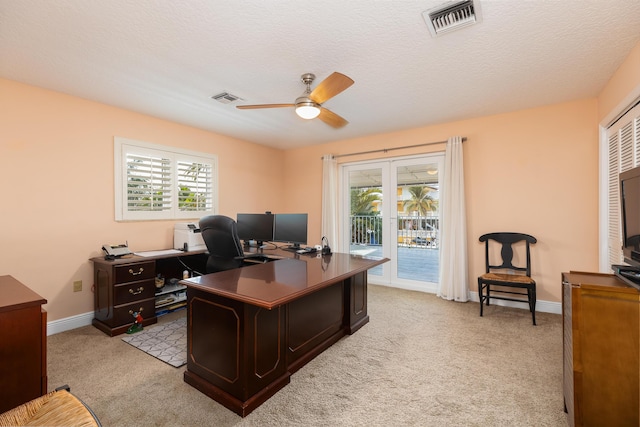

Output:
xmin=2 ymin=1 xmax=640 ymax=150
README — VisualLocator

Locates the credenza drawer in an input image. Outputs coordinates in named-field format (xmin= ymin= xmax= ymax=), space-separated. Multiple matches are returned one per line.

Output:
xmin=92 ymin=252 xmax=208 ymax=336
xmin=114 ymin=279 xmax=156 ymax=306
xmin=115 ymin=262 xmax=155 ymax=283
xmin=113 ymin=298 xmax=155 ymax=326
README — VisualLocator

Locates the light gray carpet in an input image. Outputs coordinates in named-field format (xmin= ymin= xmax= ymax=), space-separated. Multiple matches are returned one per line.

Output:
xmin=121 ymin=316 xmax=187 ymax=367
xmin=46 ymin=285 xmax=567 ymax=426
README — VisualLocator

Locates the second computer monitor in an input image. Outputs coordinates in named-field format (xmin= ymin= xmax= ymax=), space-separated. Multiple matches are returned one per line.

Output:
xmin=236 ymin=213 xmax=274 ymax=246
xmin=273 ymin=213 xmax=308 ymax=250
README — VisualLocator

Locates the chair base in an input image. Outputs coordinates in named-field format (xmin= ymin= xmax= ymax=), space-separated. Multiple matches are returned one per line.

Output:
xmin=478 ymin=280 xmax=536 ymax=325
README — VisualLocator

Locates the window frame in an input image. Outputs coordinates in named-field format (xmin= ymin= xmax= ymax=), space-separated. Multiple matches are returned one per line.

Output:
xmin=603 ymin=101 xmax=640 ymax=270
xmin=114 ymin=137 xmax=218 ymax=221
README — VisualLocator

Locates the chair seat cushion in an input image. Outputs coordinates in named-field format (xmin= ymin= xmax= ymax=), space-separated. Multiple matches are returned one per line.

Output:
xmin=0 ymin=389 xmax=99 ymax=427
xmin=480 ymin=272 xmax=535 ymax=284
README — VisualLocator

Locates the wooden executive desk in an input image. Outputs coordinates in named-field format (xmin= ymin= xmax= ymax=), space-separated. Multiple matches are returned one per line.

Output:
xmin=181 ymin=250 xmax=388 ymax=417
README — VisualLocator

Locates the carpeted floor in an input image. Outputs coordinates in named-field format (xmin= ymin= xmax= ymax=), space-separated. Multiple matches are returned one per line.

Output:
xmin=46 ymin=285 xmax=567 ymax=426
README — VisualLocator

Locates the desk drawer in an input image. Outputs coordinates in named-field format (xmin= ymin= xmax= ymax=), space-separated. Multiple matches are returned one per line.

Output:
xmin=113 ymin=298 xmax=155 ymax=327
xmin=115 ymin=262 xmax=155 ymax=283
xmin=114 ymin=279 xmax=155 ymax=306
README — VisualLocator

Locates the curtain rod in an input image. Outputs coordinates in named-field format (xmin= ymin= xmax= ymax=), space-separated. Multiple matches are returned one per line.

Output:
xmin=326 ymin=137 xmax=466 ymax=159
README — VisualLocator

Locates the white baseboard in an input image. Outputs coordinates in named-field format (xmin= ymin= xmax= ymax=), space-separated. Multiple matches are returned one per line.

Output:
xmin=468 ymin=291 xmax=561 ymax=315
xmin=47 ymin=311 xmax=94 ymax=336
xmin=370 ymin=280 xmax=439 ymax=294
xmin=369 ymin=281 xmax=562 ymax=315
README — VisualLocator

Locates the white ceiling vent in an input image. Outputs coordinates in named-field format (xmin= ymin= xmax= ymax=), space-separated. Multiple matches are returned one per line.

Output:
xmin=423 ymin=0 xmax=482 ymax=37
xmin=211 ymin=92 xmax=243 ymax=104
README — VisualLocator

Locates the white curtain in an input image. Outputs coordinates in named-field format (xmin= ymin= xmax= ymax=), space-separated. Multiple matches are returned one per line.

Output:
xmin=321 ymin=154 xmax=339 ymax=250
xmin=437 ymin=136 xmax=469 ymax=301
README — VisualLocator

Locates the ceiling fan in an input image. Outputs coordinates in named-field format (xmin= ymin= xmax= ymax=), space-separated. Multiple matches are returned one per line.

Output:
xmin=236 ymin=72 xmax=354 ymax=128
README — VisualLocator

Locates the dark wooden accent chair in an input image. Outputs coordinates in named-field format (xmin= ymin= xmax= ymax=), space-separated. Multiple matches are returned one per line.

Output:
xmin=478 ymin=232 xmax=537 ymax=325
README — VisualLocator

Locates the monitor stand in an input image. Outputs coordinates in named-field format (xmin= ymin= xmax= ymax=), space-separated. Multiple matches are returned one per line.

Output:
xmin=282 ymin=244 xmax=302 ymax=253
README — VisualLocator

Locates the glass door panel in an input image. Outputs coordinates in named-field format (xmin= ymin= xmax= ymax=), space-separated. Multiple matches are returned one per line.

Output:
xmin=393 ymin=159 xmax=442 ymax=288
xmin=342 ymin=154 xmax=443 ymax=291
xmin=345 ymin=165 xmax=387 ymax=280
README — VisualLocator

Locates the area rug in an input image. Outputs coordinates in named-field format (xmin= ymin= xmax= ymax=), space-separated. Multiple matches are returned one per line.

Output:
xmin=121 ymin=317 xmax=186 ymax=367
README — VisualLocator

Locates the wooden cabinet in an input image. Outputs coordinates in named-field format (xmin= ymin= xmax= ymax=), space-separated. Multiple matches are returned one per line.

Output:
xmin=91 ymin=251 xmax=207 ymax=336
xmin=0 ymin=275 xmax=47 ymax=413
xmin=562 ymin=271 xmax=640 ymax=427
xmin=92 ymin=258 xmax=158 ymax=336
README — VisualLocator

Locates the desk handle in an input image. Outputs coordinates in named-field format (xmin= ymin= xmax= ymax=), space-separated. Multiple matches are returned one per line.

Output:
xmin=129 ymin=267 xmax=144 ymax=276
xmin=128 ymin=307 xmax=144 ymax=314
xmin=129 ymin=286 xmax=144 ymax=295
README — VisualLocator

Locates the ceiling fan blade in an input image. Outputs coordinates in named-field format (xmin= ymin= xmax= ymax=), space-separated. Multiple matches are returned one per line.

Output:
xmin=236 ymin=103 xmax=295 ymax=109
xmin=309 ymin=72 xmax=354 ymax=104
xmin=318 ymin=107 xmax=349 ymax=128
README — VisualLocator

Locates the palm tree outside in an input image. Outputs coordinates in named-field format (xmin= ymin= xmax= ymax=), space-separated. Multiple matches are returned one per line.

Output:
xmin=350 ymin=188 xmax=382 ymax=245
xmin=350 ymin=188 xmax=381 ymax=215
xmin=402 ymin=185 xmax=437 ymax=216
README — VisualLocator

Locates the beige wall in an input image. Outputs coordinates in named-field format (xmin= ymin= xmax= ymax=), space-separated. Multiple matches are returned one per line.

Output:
xmin=2 ymin=40 xmax=639 ymax=322
xmin=598 ymin=41 xmax=640 ymax=123
xmin=284 ymin=40 xmax=640 ymax=305
xmin=0 ymin=79 xmax=285 ymax=321
xmin=284 ymin=99 xmax=600 ymax=303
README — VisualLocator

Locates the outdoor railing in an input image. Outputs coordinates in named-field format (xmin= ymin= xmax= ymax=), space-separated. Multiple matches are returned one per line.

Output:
xmin=350 ymin=214 xmax=439 ymax=248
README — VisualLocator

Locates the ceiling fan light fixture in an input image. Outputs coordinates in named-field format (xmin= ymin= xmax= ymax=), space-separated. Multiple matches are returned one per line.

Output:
xmin=295 ymin=100 xmax=321 ymax=119
xmin=237 ymin=72 xmax=352 ymax=128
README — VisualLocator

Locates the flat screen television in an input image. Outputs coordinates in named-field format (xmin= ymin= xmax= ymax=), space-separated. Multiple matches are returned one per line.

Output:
xmin=620 ymin=166 xmax=640 ymax=268
xmin=236 ymin=213 xmax=274 ymax=247
xmin=273 ymin=213 xmax=308 ymax=250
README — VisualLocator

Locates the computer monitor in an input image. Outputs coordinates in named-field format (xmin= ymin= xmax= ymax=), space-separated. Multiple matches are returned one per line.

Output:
xmin=273 ymin=213 xmax=308 ymax=250
xmin=236 ymin=213 xmax=274 ymax=247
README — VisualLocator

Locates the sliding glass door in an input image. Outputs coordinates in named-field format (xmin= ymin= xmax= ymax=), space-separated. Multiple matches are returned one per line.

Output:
xmin=341 ymin=154 xmax=444 ymax=291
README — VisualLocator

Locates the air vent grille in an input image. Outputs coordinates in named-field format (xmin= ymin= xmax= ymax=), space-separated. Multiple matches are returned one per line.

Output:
xmin=211 ymin=92 xmax=243 ymax=104
xmin=423 ymin=0 xmax=482 ymax=37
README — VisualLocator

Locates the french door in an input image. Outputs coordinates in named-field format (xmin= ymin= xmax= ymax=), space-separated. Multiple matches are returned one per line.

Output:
xmin=341 ymin=154 xmax=444 ymax=292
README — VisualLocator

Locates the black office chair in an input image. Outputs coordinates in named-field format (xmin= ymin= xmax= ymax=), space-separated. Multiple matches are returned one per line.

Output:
xmin=478 ymin=232 xmax=537 ymax=325
xmin=199 ymin=215 xmax=245 ymax=273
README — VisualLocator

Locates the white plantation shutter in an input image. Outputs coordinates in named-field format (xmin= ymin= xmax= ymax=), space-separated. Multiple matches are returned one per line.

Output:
xmin=126 ymin=153 xmax=172 ymax=212
xmin=607 ymin=102 xmax=640 ymax=268
xmin=115 ymin=137 xmax=217 ymax=221
xmin=608 ymin=132 xmax=620 ymax=267
xmin=177 ymin=159 xmax=213 ymax=212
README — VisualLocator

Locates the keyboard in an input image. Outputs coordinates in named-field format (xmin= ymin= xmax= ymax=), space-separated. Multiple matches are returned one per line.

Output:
xmin=281 ymin=246 xmax=316 ymax=254
xmin=242 ymin=253 xmax=282 ymax=263
xmin=295 ymin=247 xmax=317 ymax=254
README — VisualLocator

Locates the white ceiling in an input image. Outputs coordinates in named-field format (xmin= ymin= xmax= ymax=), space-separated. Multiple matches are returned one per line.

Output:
xmin=2 ymin=1 xmax=640 ymax=150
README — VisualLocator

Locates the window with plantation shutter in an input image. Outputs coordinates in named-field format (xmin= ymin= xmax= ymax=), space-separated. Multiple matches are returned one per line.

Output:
xmin=114 ymin=137 xmax=217 ymax=221
xmin=606 ymin=102 xmax=640 ymax=269
xmin=177 ymin=159 xmax=213 ymax=212
xmin=126 ymin=153 xmax=172 ymax=213
xmin=608 ymin=131 xmax=620 ymax=268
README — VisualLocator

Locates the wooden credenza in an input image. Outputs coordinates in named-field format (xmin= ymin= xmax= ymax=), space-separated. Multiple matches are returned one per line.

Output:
xmin=0 ymin=275 xmax=47 ymax=413
xmin=562 ymin=271 xmax=640 ymax=427
xmin=91 ymin=251 xmax=207 ymax=336
xmin=92 ymin=257 xmax=158 ymax=336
